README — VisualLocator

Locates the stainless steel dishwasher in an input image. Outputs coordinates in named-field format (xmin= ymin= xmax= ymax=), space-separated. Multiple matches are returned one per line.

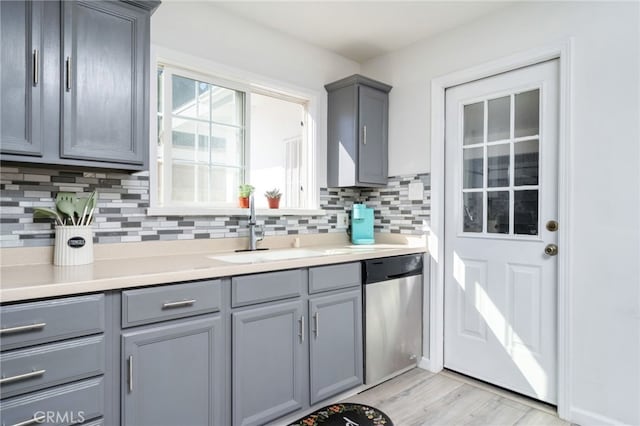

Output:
xmin=363 ymin=253 xmax=423 ymax=385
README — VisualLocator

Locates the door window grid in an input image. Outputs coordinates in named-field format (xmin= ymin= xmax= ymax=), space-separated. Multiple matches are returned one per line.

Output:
xmin=461 ymin=88 xmax=541 ymax=237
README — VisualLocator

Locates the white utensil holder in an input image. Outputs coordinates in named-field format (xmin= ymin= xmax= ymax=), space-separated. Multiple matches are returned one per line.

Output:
xmin=54 ymin=226 xmax=94 ymax=266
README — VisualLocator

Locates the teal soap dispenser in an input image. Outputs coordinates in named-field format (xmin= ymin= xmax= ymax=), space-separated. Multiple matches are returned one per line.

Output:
xmin=351 ymin=203 xmax=374 ymax=245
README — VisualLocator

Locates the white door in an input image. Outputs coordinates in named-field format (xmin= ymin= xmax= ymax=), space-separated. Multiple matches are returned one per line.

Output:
xmin=444 ymin=60 xmax=559 ymax=404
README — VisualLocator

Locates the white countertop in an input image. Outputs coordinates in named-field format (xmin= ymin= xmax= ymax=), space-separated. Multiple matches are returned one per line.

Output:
xmin=0 ymin=234 xmax=427 ymax=302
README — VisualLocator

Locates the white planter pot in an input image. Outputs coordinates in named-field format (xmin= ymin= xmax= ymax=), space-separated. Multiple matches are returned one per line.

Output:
xmin=54 ymin=226 xmax=94 ymax=266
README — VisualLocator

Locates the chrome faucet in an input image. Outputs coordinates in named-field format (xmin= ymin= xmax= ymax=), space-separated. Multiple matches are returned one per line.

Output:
xmin=247 ymin=194 xmax=263 ymax=251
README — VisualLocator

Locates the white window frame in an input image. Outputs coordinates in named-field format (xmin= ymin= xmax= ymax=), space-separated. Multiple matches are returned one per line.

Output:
xmin=157 ymin=64 xmax=249 ymax=208
xmin=148 ymin=46 xmax=323 ymax=216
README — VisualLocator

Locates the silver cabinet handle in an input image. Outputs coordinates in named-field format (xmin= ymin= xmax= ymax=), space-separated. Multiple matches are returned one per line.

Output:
xmin=162 ymin=299 xmax=196 ymax=309
xmin=10 ymin=414 xmax=46 ymax=426
xmin=127 ymin=355 xmax=133 ymax=393
xmin=298 ymin=316 xmax=304 ymax=343
xmin=33 ymin=49 xmax=39 ymax=86
xmin=0 ymin=369 xmax=46 ymax=385
xmin=0 ymin=322 xmax=46 ymax=335
xmin=313 ymin=312 xmax=319 ymax=338
xmin=363 ymin=125 xmax=367 ymax=145
xmin=65 ymin=56 xmax=72 ymax=92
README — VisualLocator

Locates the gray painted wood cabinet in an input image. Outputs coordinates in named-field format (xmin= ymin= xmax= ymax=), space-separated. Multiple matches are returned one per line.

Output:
xmin=61 ymin=1 xmax=148 ymax=166
xmin=0 ymin=0 xmax=159 ymax=170
xmin=121 ymin=316 xmax=224 ymax=426
xmin=0 ymin=1 xmax=44 ymax=156
xmin=325 ymin=74 xmax=391 ymax=187
xmin=232 ymin=300 xmax=306 ymax=426
xmin=309 ymin=289 xmax=363 ymax=405
xmin=0 ymin=261 xmax=370 ymax=426
xmin=0 ymin=294 xmax=108 ymax=425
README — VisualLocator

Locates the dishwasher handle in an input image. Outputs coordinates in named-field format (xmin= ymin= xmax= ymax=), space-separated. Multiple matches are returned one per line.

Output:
xmin=386 ymin=271 xmax=422 ymax=280
xmin=364 ymin=253 xmax=423 ymax=284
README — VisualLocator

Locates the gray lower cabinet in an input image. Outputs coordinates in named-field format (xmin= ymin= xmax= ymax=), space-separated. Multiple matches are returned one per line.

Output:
xmin=0 ymin=0 xmax=44 ymax=156
xmin=325 ymin=74 xmax=391 ymax=187
xmin=232 ymin=300 xmax=305 ymax=426
xmin=0 ymin=377 xmax=104 ymax=426
xmin=309 ymin=289 xmax=363 ymax=405
xmin=121 ymin=316 xmax=224 ymax=426
xmin=0 ymin=293 xmax=108 ymax=425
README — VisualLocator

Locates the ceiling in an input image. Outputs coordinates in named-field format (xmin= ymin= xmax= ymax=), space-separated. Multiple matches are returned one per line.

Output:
xmin=212 ymin=1 xmax=516 ymax=63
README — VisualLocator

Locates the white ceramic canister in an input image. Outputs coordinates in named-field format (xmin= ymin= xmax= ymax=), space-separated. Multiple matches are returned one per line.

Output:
xmin=54 ymin=226 xmax=94 ymax=266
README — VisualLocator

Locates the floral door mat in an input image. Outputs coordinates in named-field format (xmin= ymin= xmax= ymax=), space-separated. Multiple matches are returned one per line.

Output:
xmin=288 ymin=403 xmax=394 ymax=426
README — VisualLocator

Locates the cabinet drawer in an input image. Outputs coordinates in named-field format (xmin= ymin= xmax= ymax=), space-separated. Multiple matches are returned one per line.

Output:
xmin=0 ymin=335 xmax=105 ymax=399
xmin=122 ymin=279 xmax=221 ymax=328
xmin=0 ymin=294 xmax=105 ymax=351
xmin=0 ymin=377 xmax=104 ymax=426
xmin=232 ymin=269 xmax=303 ymax=308
xmin=309 ymin=262 xmax=361 ymax=294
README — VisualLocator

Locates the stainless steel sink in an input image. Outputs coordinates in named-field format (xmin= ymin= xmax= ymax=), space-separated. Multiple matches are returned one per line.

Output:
xmin=209 ymin=245 xmax=391 ymax=264
xmin=209 ymin=248 xmax=326 ymax=264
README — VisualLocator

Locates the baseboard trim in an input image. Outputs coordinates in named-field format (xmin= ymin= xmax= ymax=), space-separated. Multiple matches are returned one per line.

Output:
xmin=569 ymin=407 xmax=633 ymax=426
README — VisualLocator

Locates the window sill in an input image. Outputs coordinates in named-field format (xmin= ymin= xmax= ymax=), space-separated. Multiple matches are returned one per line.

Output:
xmin=146 ymin=207 xmax=328 ymax=217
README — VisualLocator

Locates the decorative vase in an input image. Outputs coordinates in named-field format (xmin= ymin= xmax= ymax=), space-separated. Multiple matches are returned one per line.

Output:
xmin=238 ymin=196 xmax=250 ymax=208
xmin=54 ymin=226 xmax=94 ymax=266
xmin=267 ymin=198 xmax=280 ymax=209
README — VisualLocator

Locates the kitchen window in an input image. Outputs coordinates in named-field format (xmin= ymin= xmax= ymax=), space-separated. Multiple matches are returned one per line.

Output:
xmin=154 ymin=63 xmax=315 ymax=212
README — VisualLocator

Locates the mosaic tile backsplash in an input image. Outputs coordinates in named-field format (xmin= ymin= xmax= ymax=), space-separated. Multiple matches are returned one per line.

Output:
xmin=0 ymin=165 xmax=430 ymax=248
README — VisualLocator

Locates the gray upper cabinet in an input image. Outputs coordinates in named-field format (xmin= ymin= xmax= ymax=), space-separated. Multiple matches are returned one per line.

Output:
xmin=309 ymin=289 xmax=363 ymax=405
xmin=232 ymin=300 xmax=305 ymax=426
xmin=326 ymin=74 xmax=391 ymax=187
xmin=0 ymin=0 xmax=159 ymax=171
xmin=61 ymin=1 xmax=147 ymax=166
xmin=0 ymin=1 xmax=44 ymax=156
xmin=122 ymin=316 xmax=224 ymax=426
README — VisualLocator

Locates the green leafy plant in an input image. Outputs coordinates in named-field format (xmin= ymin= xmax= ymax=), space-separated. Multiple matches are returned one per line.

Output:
xmin=264 ymin=188 xmax=282 ymax=200
xmin=33 ymin=191 xmax=98 ymax=226
xmin=238 ymin=184 xmax=255 ymax=198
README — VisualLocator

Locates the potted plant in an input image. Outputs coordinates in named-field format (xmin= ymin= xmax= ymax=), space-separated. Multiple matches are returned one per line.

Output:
xmin=264 ymin=188 xmax=282 ymax=209
xmin=33 ymin=191 xmax=98 ymax=266
xmin=238 ymin=184 xmax=255 ymax=208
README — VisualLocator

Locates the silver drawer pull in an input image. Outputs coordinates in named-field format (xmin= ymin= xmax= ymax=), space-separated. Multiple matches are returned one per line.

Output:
xmin=0 ymin=369 xmax=46 ymax=385
xmin=11 ymin=414 xmax=46 ymax=426
xmin=128 ymin=355 xmax=133 ymax=393
xmin=33 ymin=49 xmax=39 ymax=86
xmin=162 ymin=299 xmax=196 ymax=309
xmin=313 ymin=312 xmax=319 ymax=338
xmin=65 ymin=56 xmax=72 ymax=91
xmin=0 ymin=322 xmax=46 ymax=335
xmin=298 ymin=315 xmax=305 ymax=343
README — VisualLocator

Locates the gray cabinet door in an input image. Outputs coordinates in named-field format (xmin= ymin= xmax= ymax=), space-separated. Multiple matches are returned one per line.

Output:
xmin=122 ymin=316 xmax=224 ymax=426
xmin=61 ymin=1 xmax=147 ymax=166
xmin=358 ymin=85 xmax=388 ymax=185
xmin=0 ymin=0 xmax=43 ymax=156
xmin=309 ymin=289 xmax=363 ymax=405
xmin=326 ymin=84 xmax=358 ymax=187
xmin=232 ymin=300 xmax=305 ymax=426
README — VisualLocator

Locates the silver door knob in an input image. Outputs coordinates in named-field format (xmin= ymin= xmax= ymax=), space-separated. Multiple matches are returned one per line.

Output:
xmin=544 ymin=244 xmax=558 ymax=256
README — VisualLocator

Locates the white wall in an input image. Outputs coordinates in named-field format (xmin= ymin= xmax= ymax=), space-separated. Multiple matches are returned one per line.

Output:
xmin=151 ymin=1 xmax=361 ymax=188
xmin=362 ymin=2 xmax=640 ymax=424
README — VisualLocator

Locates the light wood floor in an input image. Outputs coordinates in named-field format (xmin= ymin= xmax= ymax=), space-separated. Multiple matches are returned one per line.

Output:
xmin=342 ymin=368 xmax=570 ymax=426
